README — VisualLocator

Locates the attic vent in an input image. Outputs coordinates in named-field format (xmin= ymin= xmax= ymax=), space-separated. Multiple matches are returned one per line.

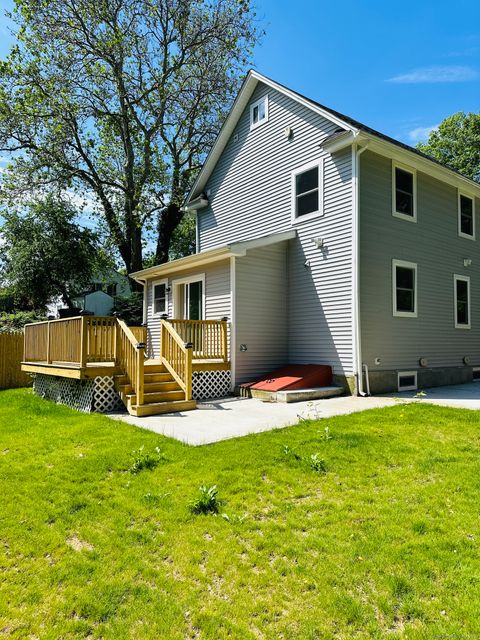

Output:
xmin=398 ymin=371 xmax=417 ymax=392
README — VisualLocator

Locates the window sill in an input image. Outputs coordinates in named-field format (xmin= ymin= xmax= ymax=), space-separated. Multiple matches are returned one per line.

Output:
xmin=455 ymin=324 xmax=471 ymax=330
xmin=392 ymin=211 xmax=417 ymax=223
xmin=393 ymin=311 xmax=417 ymax=318
xmin=291 ymin=210 xmax=324 ymax=225
xmin=458 ymin=232 xmax=476 ymax=241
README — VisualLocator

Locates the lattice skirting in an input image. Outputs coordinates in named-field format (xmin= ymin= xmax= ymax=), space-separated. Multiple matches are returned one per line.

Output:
xmin=192 ymin=370 xmax=231 ymax=401
xmin=33 ymin=374 xmax=123 ymax=413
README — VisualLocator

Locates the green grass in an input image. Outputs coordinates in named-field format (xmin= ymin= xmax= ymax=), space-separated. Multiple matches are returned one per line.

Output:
xmin=1 ymin=389 xmax=480 ymax=638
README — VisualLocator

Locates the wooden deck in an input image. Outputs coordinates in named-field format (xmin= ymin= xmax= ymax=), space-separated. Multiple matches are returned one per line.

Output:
xmin=21 ymin=358 xmax=230 ymax=379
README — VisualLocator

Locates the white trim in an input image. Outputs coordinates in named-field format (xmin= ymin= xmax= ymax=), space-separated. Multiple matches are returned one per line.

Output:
xmin=249 ymin=95 xmax=269 ymax=130
xmin=230 ymin=256 xmax=236 ymax=392
xmin=151 ymin=278 xmax=169 ymax=316
xmin=398 ymin=371 xmax=418 ymax=392
xmin=171 ymin=273 xmax=206 ymax=320
xmin=458 ymin=191 xmax=476 ymax=241
xmin=291 ymin=159 xmax=324 ymax=224
xmin=392 ymin=162 xmax=417 ymax=223
xmin=454 ymin=273 xmax=471 ymax=329
xmin=392 ymin=259 xmax=418 ymax=318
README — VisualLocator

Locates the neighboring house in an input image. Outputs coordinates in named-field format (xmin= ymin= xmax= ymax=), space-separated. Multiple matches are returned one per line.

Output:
xmin=131 ymin=70 xmax=480 ymax=396
xmin=72 ymin=271 xmax=131 ymax=317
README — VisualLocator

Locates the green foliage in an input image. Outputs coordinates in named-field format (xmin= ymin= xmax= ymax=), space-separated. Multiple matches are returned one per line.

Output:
xmin=129 ymin=446 xmax=164 ymax=474
xmin=0 ymin=195 xmax=106 ymax=310
xmin=283 ymin=444 xmax=327 ymax=473
xmin=309 ymin=453 xmax=327 ymax=473
xmin=113 ymin=292 xmax=143 ymax=326
xmin=0 ymin=310 xmax=46 ymax=333
xmin=417 ymin=112 xmax=480 ymax=182
xmin=169 ymin=213 xmax=197 ymax=260
xmin=0 ymin=0 xmax=260 ymax=271
xmin=189 ymin=485 xmax=220 ymax=515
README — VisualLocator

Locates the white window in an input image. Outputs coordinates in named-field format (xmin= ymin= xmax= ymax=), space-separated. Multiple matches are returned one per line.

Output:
xmin=398 ymin=371 xmax=418 ymax=392
xmin=291 ymin=160 xmax=323 ymax=223
xmin=392 ymin=259 xmax=417 ymax=318
xmin=152 ymin=279 xmax=168 ymax=315
xmin=250 ymin=96 xmax=268 ymax=129
xmin=454 ymin=274 xmax=470 ymax=329
xmin=392 ymin=163 xmax=416 ymax=222
xmin=458 ymin=193 xmax=475 ymax=240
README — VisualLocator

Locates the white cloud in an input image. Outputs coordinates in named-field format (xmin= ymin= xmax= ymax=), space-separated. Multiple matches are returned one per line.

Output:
xmin=388 ymin=65 xmax=479 ymax=84
xmin=407 ymin=124 xmax=439 ymax=144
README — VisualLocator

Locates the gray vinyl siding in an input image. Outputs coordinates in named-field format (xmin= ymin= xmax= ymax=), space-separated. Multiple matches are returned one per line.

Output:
xmin=198 ymin=82 xmax=355 ymax=375
xmin=360 ymin=149 xmax=480 ymax=371
xmin=198 ymin=82 xmax=350 ymax=251
xmin=234 ymin=243 xmax=288 ymax=384
xmin=145 ymin=260 xmax=230 ymax=359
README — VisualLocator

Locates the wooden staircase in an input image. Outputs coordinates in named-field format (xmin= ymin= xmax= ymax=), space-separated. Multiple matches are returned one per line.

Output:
xmin=115 ymin=361 xmax=196 ymax=417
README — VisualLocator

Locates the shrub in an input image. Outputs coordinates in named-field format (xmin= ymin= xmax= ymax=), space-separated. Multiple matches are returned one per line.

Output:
xmin=0 ymin=311 xmax=47 ymax=333
xmin=189 ymin=485 xmax=220 ymax=515
xmin=113 ymin=292 xmax=143 ymax=326
xmin=129 ymin=446 xmax=164 ymax=474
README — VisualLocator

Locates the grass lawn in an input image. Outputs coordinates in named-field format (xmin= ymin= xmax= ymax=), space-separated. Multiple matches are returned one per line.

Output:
xmin=1 ymin=390 xmax=480 ymax=639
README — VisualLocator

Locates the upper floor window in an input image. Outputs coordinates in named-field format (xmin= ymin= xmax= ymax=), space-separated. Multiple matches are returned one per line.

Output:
xmin=454 ymin=274 xmax=470 ymax=329
xmin=392 ymin=259 xmax=417 ymax=317
xmin=250 ymin=96 xmax=268 ymax=130
xmin=458 ymin=193 xmax=475 ymax=240
xmin=392 ymin=164 xmax=416 ymax=222
xmin=291 ymin=161 xmax=323 ymax=222
xmin=153 ymin=280 xmax=168 ymax=314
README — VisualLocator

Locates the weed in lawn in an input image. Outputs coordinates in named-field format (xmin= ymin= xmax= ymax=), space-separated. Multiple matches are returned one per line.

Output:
xmin=128 ymin=445 xmax=164 ymax=474
xmin=309 ymin=454 xmax=327 ymax=473
xmin=190 ymin=485 xmax=220 ymax=515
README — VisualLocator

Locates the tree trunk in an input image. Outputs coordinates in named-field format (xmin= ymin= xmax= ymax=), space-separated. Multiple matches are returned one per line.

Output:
xmin=155 ymin=202 xmax=183 ymax=265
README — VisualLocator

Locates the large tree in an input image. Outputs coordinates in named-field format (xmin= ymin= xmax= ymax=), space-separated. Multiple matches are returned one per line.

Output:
xmin=417 ymin=112 xmax=480 ymax=183
xmin=1 ymin=196 xmax=106 ymax=310
xmin=0 ymin=0 xmax=258 ymax=277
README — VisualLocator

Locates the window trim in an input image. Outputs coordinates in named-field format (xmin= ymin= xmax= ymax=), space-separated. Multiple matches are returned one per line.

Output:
xmin=454 ymin=274 xmax=471 ymax=329
xmin=398 ymin=371 xmax=418 ymax=392
xmin=458 ymin=191 xmax=476 ymax=240
xmin=392 ymin=259 xmax=418 ymax=318
xmin=152 ymin=278 xmax=168 ymax=316
xmin=392 ymin=162 xmax=417 ymax=223
xmin=249 ymin=95 xmax=269 ymax=130
xmin=171 ymin=273 xmax=206 ymax=319
xmin=291 ymin=159 xmax=324 ymax=224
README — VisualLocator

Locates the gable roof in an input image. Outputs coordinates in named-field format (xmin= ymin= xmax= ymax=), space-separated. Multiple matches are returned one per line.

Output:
xmin=187 ymin=70 xmax=480 ymax=203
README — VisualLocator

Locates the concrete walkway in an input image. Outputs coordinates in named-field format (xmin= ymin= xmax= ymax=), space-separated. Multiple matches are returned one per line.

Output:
xmin=107 ymin=382 xmax=480 ymax=446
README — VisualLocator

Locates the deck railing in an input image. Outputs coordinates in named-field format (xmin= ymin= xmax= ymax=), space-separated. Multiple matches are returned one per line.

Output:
xmin=160 ymin=320 xmax=192 ymax=400
xmin=168 ymin=319 xmax=228 ymax=362
xmin=24 ymin=316 xmax=118 ymax=366
xmin=116 ymin=319 xmax=145 ymax=406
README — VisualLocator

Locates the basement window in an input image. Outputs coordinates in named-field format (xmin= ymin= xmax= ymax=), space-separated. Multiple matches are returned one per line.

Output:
xmin=473 ymin=367 xmax=480 ymax=382
xmin=398 ymin=371 xmax=417 ymax=392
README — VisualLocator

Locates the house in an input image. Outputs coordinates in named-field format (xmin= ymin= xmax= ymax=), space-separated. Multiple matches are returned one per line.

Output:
xmin=131 ymin=70 xmax=480 ymax=397
xmin=22 ymin=70 xmax=480 ymax=416
xmin=72 ymin=270 xmax=131 ymax=317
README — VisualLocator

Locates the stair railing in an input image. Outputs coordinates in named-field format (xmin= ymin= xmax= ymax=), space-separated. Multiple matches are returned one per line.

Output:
xmin=116 ymin=319 xmax=145 ymax=406
xmin=160 ymin=320 xmax=193 ymax=400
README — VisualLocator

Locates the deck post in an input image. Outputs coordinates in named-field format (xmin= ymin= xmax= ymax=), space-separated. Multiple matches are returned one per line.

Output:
xmin=136 ymin=344 xmax=145 ymax=405
xmin=185 ymin=344 xmax=193 ymax=401
xmin=46 ymin=321 xmax=52 ymax=364
xmin=80 ymin=317 xmax=88 ymax=368
xmin=221 ymin=321 xmax=228 ymax=363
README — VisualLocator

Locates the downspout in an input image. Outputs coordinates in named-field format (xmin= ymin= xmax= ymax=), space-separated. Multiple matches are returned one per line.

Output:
xmin=352 ymin=141 xmax=369 ymax=396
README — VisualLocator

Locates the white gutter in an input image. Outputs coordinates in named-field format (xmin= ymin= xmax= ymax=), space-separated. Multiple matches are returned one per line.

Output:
xmin=352 ymin=140 xmax=370 ymax=396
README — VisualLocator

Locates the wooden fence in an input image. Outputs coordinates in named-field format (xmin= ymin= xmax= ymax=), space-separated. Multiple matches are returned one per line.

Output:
xmin=0 ymin=332 xmax=32 ymax=390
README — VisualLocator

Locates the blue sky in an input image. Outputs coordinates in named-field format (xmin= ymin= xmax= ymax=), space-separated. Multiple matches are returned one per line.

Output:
xmin=0 ymin=0 xmax=478 ymax=150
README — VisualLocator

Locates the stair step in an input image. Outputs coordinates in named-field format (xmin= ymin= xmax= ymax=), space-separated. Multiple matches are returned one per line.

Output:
xmin=144 ymin=362 xmax=167 ymax=373
xmin=127 ymin=390 xmax=186 ymax=404
xmin=144 ymin=381 xmax=181 ymax=392
xmin=144 ymin=372 xmax=173 ymax=383
xmin=129 ymin=399 xmax=197 ymax=417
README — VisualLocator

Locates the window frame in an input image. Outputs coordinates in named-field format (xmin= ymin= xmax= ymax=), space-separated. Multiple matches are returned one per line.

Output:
xmin=249 ymin=95 xmax=269 ymax=130
xmin=458 ymin=192 xmax=476 ymax=240
xmin=171 ymin=273 xmax=206 ymax=320
xmin=152 ymin=278 xmax=168 ymax=316
xmin=454 ymin=274 xmax=471 ymax=329
xmin=392 ymin=162 xmax=417 ymax=223
xmin=291 ymin=159 xmax=324 ymax=224
xmin=398 ymin=371 xmax=418 ymax=392
xmin=392 ymin=259 xmax=418 ymax=318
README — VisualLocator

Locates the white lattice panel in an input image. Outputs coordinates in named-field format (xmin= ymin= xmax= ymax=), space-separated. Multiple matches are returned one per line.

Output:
xmin=93 ymin=376 xmax=124 ymax=413
xmin=192 ymin=370 xmax=231 ymax=400
xmin=33 ymin=374 xmax=95 ymax=413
